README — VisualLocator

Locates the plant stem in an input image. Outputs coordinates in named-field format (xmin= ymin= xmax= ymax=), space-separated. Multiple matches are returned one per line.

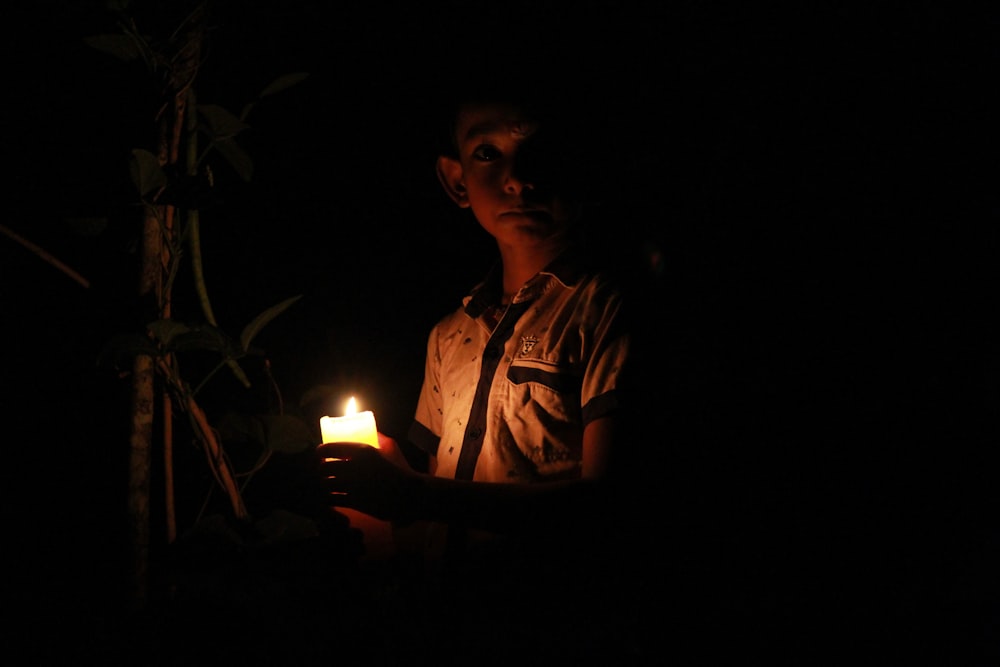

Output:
xmin=0 ymin=223 xmax=90 ymax=289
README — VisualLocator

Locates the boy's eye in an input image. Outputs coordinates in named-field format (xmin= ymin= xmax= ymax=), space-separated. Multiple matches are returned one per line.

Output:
xmin=471 ymin=144 xmax=502 ymax=162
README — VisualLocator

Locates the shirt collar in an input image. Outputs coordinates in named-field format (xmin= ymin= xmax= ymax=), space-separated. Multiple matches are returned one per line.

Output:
xmin=462 ymin=248 xmax=585 ymax=318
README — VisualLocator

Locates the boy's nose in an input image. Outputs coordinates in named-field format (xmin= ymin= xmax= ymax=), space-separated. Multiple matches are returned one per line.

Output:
xmin=504 ymin=170 xmax=535 ymax=195
xmin=505 ymin=149 xmax=545 ymax=195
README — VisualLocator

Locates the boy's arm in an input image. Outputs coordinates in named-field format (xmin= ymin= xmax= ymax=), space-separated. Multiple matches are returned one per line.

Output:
xmin=318 ymin=416 xmax=617 ymax=534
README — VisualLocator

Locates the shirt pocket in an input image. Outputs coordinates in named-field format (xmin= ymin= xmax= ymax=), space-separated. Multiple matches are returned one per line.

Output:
xmin=505 ymin=357 xmax=582 ymax=421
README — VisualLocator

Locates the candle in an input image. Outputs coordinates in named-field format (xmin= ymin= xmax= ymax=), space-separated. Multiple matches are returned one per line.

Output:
xmin=319 ymin=396 xmax=393 ymax=560
xmin=320 ymin=396 xmax=379 ymax=447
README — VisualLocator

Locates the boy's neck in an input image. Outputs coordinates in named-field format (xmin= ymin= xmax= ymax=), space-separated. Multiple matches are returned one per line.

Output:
xmin=497 ymin=242 xmax=568 ymax=301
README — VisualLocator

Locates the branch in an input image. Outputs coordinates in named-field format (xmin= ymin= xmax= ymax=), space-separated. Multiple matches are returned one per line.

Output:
xmin=157 ymin=357 xmax=248 ymax=520
xmin=0 ymin=224 xmax=91 ymax=289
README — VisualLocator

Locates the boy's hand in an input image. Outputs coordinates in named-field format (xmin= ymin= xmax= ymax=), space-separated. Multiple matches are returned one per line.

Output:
xmin=317 ymin=439 xmax=420 ymax=522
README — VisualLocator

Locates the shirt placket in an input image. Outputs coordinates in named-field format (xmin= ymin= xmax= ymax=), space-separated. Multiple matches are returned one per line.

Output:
xmin=453 ymin=301 xmax=530 ymax=480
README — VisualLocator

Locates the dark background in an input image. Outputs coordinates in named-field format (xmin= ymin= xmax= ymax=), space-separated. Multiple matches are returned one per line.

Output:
xmin=4 ymin=1 xmax=997 ymax=664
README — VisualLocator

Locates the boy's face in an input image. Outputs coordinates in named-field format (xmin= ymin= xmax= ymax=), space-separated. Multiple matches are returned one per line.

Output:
xmin=437 ymin=101 xmax=578 ymax=250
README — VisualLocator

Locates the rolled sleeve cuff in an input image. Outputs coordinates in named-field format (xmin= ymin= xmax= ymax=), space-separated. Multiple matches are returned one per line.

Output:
xmin=407 ymin=420 xmax=440 ymax=458
xmin=581 ymin=390 xmax=619 ymax=425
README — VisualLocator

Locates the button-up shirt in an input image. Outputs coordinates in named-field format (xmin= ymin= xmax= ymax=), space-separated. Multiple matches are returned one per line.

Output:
xmin=407 ymin=250 xmax=630 ymax=483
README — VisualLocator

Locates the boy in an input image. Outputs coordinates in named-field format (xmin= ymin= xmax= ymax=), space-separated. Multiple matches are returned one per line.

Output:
xmin=317 ymin=79 xmax=634 ymax=577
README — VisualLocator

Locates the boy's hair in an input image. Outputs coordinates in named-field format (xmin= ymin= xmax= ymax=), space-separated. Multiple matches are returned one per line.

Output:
xmin=421 ymin=51 xmax=625 ymax=222
xmin=431 ymin=77 xmax=566 ymax=160
xmin=432 ymin=75 xmax=612 ymax=196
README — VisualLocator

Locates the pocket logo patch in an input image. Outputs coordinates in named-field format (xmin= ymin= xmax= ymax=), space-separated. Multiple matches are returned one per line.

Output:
xmin=519 ymin=336 xmax=539 ymax=356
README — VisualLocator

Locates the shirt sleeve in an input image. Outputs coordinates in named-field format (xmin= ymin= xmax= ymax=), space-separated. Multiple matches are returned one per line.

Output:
xmin=580 ymin=279 xmax=631 ymax=425
xmin=409 ymin=320 xmax=445 ymax=457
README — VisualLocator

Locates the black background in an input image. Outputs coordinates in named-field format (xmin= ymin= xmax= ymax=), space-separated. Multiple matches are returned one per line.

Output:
xmin=4 ymin=1 xmax=997 ymax=664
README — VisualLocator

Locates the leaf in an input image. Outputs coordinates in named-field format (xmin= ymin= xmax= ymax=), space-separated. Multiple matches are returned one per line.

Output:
xmin=216 ymin=413 xmax=315 ymax=454
xmin=147 ymin=319 xmax=193 ymax=347
xmin=182 ymin=514 xmax=246 ymax=549
xmin=259 ymin=72 xmax=309 ymax=99
xmin=212 ymin=137 xmax=254 ymax=182
xmin=217 ymin=412 xmax=267 ymax=444
xmin=239 ymin=295 xmax=302 ymax=352
xmin=129 ymin=149 xmax=166 ymax=197
xmin=254 ymin=509 xmax=320 ymax=544
xmin=97 ymin=332 xmax=159 ymax=370
xmin=225 ymin=360 xmax=252 ymax=389
xmin=260 ymin=415 xmax=318 ymax=453
xmin=198 ymin=104 xmax=250 ymax=141
xmin=241 ymin=74 xmax=310 ymax=120
xmin=170 ymin=327 xmax=232 ymax=354
xmin=84 ymin=34 xmax=143 ymax=62
xmin=238 ymin=101 xmax=256 ymax=122
xmin=149 ymin=320 xmax=234 ymax=354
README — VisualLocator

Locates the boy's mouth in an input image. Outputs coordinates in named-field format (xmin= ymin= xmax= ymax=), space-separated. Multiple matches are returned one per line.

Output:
xmin=500 ymin=208 xmax=552 ymax=222
xmin=502 ymin=204 xmax=549 ymax=216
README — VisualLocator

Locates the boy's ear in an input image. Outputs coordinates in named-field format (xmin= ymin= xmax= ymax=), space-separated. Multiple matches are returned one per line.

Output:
xmin=435 ymin=156 xmax=470 ymax=208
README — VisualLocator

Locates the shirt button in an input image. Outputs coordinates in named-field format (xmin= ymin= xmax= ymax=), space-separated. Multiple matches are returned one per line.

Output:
xmin=467 ymin=427 xmax=482 ymax=440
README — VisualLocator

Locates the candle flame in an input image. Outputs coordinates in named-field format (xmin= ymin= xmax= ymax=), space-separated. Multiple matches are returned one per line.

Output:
xmin=345 ymin=396 xmax=358 ymax=416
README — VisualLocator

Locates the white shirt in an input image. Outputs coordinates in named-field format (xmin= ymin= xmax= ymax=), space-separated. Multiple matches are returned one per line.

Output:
xmin=408 ymin=252 xmax=630 ymax=483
